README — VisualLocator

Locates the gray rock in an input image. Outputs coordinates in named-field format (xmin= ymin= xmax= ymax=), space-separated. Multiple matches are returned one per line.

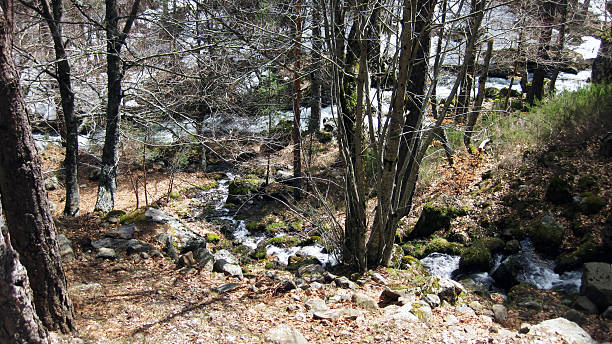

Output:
xmin=177 ymin=252 xmax=196 ymax=268
xmin=351 ymin=293 xmax=379 ymax=311
xmin=105 ymin=225 xmax=135 ymax=240
xmin=304 ymin=298 xmax=328 ymax=312
xmin=443 ymin=314 xmax=459 ymax=326
xmin=144 ymin=207 xmax=201 ymax=249
xmin=266 ymin=324 xmax=309 ymax=344
xmin=383 ymin=304 xmax=418 ymax=322
xmin=275 ymin=170 xmax=294 ymax=183
xmin=313 ymin=308 xmax=361 ymax=321
xmin=297 ymin=264 xmax=325 ymax=277
xmin=214 ymin=283 xmax=240 ymax=294
xmin=158 ymin=234 xmax=179 ymax=259
xmin=581 ymin=262 xmax=612 ymax=312
xmin=193 ymin=247 xmax=214 ymax=270
xmin=91 ymin=237 xmax=129 ymax=250
xmin=379 ymin=287 xmax=414 ymax=305
xmin=492 ymin=255 xmax=522 ymax=290
xmin=573 ymin=296 xmax=598 ymax=314
xmin=531 ymin=318 xmax=595 ymax=344
xmin=213 ymin=260 xmax=243 ymax=279
xmin=468 ymin=301 xmax=484 ymax=314
xmin=370 ymin=272 xmax=387 ymax=285
xmin=410 ymin=300 xmax=433 ymax=323
xmin=309 ymin=282 xmax=323 ymax=290
xmin=603 ymin=306 xmax=612 ymax=319
xmin=139 ymin=252 xmax=149 ymax=259
xmin=492 ymin=304 xmax=507 ymax=322
xmin=214 ymin=249 xmax=239 ymax=265
xmin=563 ymin=309 xmax=586 ymax=325
xmin=126 ymin=239 xmax=155 ymax=255
xmin=428 ymin=277 xmax=466 ymax=304
xmin=279 ymin=280 xmax=297 ymax=292
xmin=334 ymin=276 xmax=356 ymax=289
xmin=96 ymin=247 xmax=117 ymax=259
xmin=56 ymin=234 xmax=75 ymax=262
xmin=423 ymin=294 xmax=441 ymax=308
xmin=455 ymin=305 xmax=476 ymax=316
xmin=44 ymin=175 xmax=60 ymax=191
xmin=294 ymin=278 xmax=308 ymax=289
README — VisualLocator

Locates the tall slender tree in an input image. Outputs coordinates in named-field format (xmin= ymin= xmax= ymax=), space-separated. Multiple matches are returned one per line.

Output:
xmin=0 ymin=0 xmax=75 ymax=332
xmin=95 ymin=0 xmax=141 ymax=212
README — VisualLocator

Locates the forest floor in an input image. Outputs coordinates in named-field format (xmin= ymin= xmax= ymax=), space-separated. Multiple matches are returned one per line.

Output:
xmin=41 ymin=114 xmax=611 ymax=343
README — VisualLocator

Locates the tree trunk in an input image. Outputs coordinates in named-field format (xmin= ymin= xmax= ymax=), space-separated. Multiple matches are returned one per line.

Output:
xmin=308 ymin=0 xmax=322 ymax=133
xmin=0 ymin=207 xmax=50 ymax=344
xmin=592 ymin=2 xmax=612 ymax=83
xmin=95 ymin=0 xmax=140 ymax=212
xmin=292 ymin=0 xmax=303 ymax=201
xmin=38 ymin=0 xmax=80 ymax=216
xmin=0 ymin=0 xmax=75 ymax=332
xmin=527 ymin=1 xmax=554 ymax=105
xmin=464 ymin=38 xmax=493 ymax=150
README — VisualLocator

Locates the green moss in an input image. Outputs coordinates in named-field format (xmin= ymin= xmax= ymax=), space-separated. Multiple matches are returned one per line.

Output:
xmin=246 ymin=221 xmax=262 ymax=231
xmin=299 ymin=235 xmax=324 ymax=246
xmin=287 ymin=256 xmax=320 ymax=271
xmin=228 ymin=177 xmax=262 ymax=195
xmin=408 ymin=203 xmax=469 ymax=239
xmin=265 ymin=235 xmax=299 ymax=248
xmin=266 ymin=221 xmax=287 ymax=233
xmin=580 ymin=192 xmax=605 ymax=214
xmin=120 ymin=209 xmax=147 ymax=224
xmin=265 ymin=261 xmax=276 ymax=269
xmin=531 ymin=216 xmax=564 ymax=255
xmin=402 ymin=237 xmax=464 ymax=259
xmin=289 ymin=219 xmax=303 ymax=231
xmin=254 ymin=246 xmax=267 ymax=260
xmin=475 ymin=237 xmax=505 ymax=254
xmin=459 ymin=243 xmax=493 ymax=272
xmin=556 ymin=238 xmax=604 ymax=272
xmin=105 ymin=209 xmax=126 ymax=220
xmin=206 ymin=233 xmax=221 ymax=244
xmin=196 ymin=180 xmax=219 ymax=191
xmin=315 ymin=130 xmax=334 ymax=144
xmin=168 ymin=191 xmax=180 ymax=199
xmin=401 ymin=255 xmax=424 ymax=269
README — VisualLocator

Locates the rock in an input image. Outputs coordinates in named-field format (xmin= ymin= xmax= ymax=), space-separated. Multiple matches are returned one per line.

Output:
xmin=459 ymin=243 xmax=493 ymax=273
xmin=91 ymin=237 xmax=129 ymax=250
xmin=297 ymin=263 xmax=325 ymax=277
xmin=351 ymin=293 xmax=379 ymax=311
xmin=408 ymin=203 xmax=468 ymax=239
xmin=492 ymin=304 xmax=507 ymax=323
xmin=139 ymin=252 xmax=149 ymax=259
xmin=126 ymin=239 xmax=155 ymax=255
xmin=492 ymin=255 xmax=522 ymax=289
xmin=379 ymin=287 xmax=415 ymax=306
xmin=489 ymin=326 xmax=498 ymax=333
xmin=96 ymin=247 xmax=117 ymax=259
xmin=105 ymin=225 xmax=135 ymax=240
xmin=603 ymin=306 xmax=612 ymax=319
xmin=370 ymin=272 xmax=387 ymax=285
xmin=177 ymin=251 xmax=196 ymax=268
xmin=504 ymin=239 xmax=521 ymax=254
xmin=56 ymin=234 xmax=75 ymax=262
xmin=294 ymin=278 xmax=308 ymax=289
xmin=144 ymin=207 xmax=201 ymax=249
xmin=279 ymin=280 xmax=297 ymax=293
xmin=214 ymin=249 xmax=240 ymax=265
xmin=275 ymin=170 xmax=294 ymax=183
xmin=563 ymin=309 xmax=586 ymax=325
xmin=546 ymin=176 xmax=572 ymax=205
xmin=531 ymin=318 xmax=595 ymax=344
xmin=383 ymin=304 xmax=418 ymax=322
xmin=44 ymin=175 xmax=60 ymax=191
xmin=573 ymin=296 xmax=598 ymax=314
xmin=518 ymin=323 xmax=531 ymax=334
xmin=423 ymin=294 xmax=440 ymax=308
xmin=518 ymin=300 xmax=543 ymax=312
xmin=531 ymin=216 xmax=565 ymax=255
xmin=426 ymin=277 xmax=466 ymax=304
xmin=266 ymin=324 xmax=309 ymax=344
xmin=304 ymin=298 xmax=328 ymax=313
xmin=193 ymin=247 xmax=214 ymax=270
xmin=334 ymin=276 xmax=356 ymax=289
xmin=455 ymin=305 xmax=476 ymax=316
xmin=444 ymin=314 xmax=459 ymax=326
xmin=181 ymin=237 xmax=208 ymax=253
xmin=313 ymin=308 xmax=361 ymax=321
xmin=581 ymin=262 xmax=612 ymax=312
xmin=214 ymin=283 xmax=241 ymax=294
xmin=468 ymin=301 xmax=484 ymax=314
xmin=213 ymin=260 xmax=243 ymax=279
xmin=410 ymin=300 xmax=432 ymax=323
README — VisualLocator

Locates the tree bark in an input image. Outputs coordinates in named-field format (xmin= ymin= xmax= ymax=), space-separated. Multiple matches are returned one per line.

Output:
xmin=308 ymin=0 xmax=322 ymax=133
xmin=38 ymin=0 xmax=80 ymax=216
xmin=0 ymin=207 xmax=51 ymax=344
xmin=292 ymin=0 xmax=303 ymax=201
xmin=464 ymin=38 xmax=493 ymax=150
xmin=95 ymin=0 xmax=141 ymax=212
xmin=0 ymin=0 xmax=75 ymax=332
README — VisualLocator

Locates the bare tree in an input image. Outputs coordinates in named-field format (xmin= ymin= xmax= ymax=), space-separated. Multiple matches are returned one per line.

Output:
xmin=0 ymin=0 xmax=74 ymax=332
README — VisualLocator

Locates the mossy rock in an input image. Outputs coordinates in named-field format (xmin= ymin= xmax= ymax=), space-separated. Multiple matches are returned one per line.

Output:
xmin=402 ymin=241 xmax=426 ymax=258
xmin=404 ymin=237 xmax=464 ymax=259
xmin=265 ymin=235 xmax=300 ymax=248
xmin=389 ymin=244 xmax=403 ymax=267
xmin=485 ymin=87 xmax=499 ymax=99
xmin=196 ymin=180 xmax=219 ymax=191
xmin=530 ymin=216 xmax=565 ymax=256
xmin=545 ymin=176 xmax=572 ymax=205
xmin=105 ymin=209 xmax=126 ymax=220
xmin=580 ymin=192 xmax=606 ymax=214
xmin=459 ymin=243 xmax=493 ymax=273
xmin=408 ymin=203 xmax=469 ymax=239
xmin=206 ymin=233 xmax=221 ymax=244
xmin=400 ymin=255 xmax=424 ymax=269
xmin=120 ymin=209 xmax=147 ymax=224
xmin=228 ymin=177 xmax=263 ymax=196
xmin=253 ymin=246 xmax=267 ymax=260
xmin=287 ymin=256 xmax=320 ymax=272
xmin=555 ymin=236 xmax=606 ymax=272
xmin=476 ymin=237 xmax=505 ymax=254
xmin=266 ymin=221 xmax=287 ymax=233
xmin=299 ymin=235 xmax=324 ymax=247
xmin=289 ymin=219 xmax=303 ymax=231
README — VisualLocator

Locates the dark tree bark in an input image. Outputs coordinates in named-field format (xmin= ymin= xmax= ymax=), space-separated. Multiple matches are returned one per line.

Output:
xmin=292 ymin=0 xmax=303 ymax=201
xmin=0 ymin=0 xmax=75 ymax=332
xmin=38 ymin=0 xmax=80 ymax=216
xmin=527 ymin=1 xmax=555 ymax=105
xmin=0 ymin=201 xmax=50 ymax=344
xmin=464 ymin=37 xmax=493 ymax=149
xmin=95 ymin=0 xmax=141 ymax=212
xmin=308 ymin=0 xmax=322 ymax=133
xmin=592 ymin=1 xmax=612 ymax=83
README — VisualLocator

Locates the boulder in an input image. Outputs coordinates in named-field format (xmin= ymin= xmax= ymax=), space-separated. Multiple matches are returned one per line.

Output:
xmin=563 ymin=309 xmax=586 ymax=325
xmin=105 ymin=225 xmax=135 ymax=240
xmin=422 ymin=294 xmax=440 ymax=308
xmin=382 ymin=304 xmax=418 ymax=322
xmin=213 ymin=260 xmax=243 ymax=279
xmin=266 ymin=325 xmax=309 ymax=344
xmin=214 ymin=283 xmax=240 ymax=294
xmin=581 ymin=262 xmax=612 ymax=312
xmin=573 ymin=296 xmax=598 ymax=314
xmin=313 ymin=308 xmax=361 ymax=321
xmin=492 ymin=304 xmax=507 ymax=323
xmin=531 ymin=318 xmax=595 ymax=344
xmin=425 ymin=277 xmax=466 ymax=304
xmin=492 ymin=255 xmax=522 ymax=289
xmin=379 ymin=287 xmax=415 ymax=306
xmin=126 ymin=239 xmax=155 ymax=255
xmin=545 ymin=177 xmax=572 ymax=205
xmin=334 ymin=276 xmax=356 ymax=290
xmin=56 ymin=234 xmax=75 ymax=262
xmin=213 ymin=249 xmax=239 ymax=265
xmin=304 ymin=298 xmax=328 ymax=313
xmin=459 ymin=243 xmax=493 ymax=273
xmin=96 ymin=247 xmax=117 ymax=259
xmin=44 ymin=175 xmax=60 ymax=191
xmin=144 ymin=207 xmax=201 ymax=249
xmin=351 ymin=293 xmax=379 ymax=311
xmin=410 ymin=300 xmax=432 ymax=323
xmin=531 ymin=216 xmax=565 ymax=256
xmin=408 ymin=203 xmax=468 ymax=239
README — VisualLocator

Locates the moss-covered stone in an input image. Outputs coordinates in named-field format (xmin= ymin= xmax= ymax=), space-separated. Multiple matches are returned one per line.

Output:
xmin=580 ymin=192 xmax=605 ymax=214
xmin=299 ymin=235 xmax=324 ymax=246
xmin=206 ymin=233 xmax=221 ymax=244
xmin=459 ymin=243 xmax=493 ymax=273
xmin=120 ymin=209 xmax=147 ymax=224
xmin=228 ymin=177 xmax=263 ymax=196
xmin=287 ymin=256 xmax=320 ymax=272
xmin=531 ymin=216 xmax=565 ymax=256
xmin=105 ymin=209 xmax=126 ymax=220
xmin=265 ymin=235 xmax=300 ymax=248
xmin=407 ymin=203 xmax=469 ymax=239
xmin=315 ymin=130 xmax=334 ymax=144
xmin=266 ymin=221 xmax=287 ymax=233
xmin=555 ymin=237 xmax=606 ymax=272
xmin=400 ymin=255 xmax=424 ymax=269
xmin=476 ymin=237 xmax=505 ymax=254
xmin=253 ymin=246 xmax=267 ymax=260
